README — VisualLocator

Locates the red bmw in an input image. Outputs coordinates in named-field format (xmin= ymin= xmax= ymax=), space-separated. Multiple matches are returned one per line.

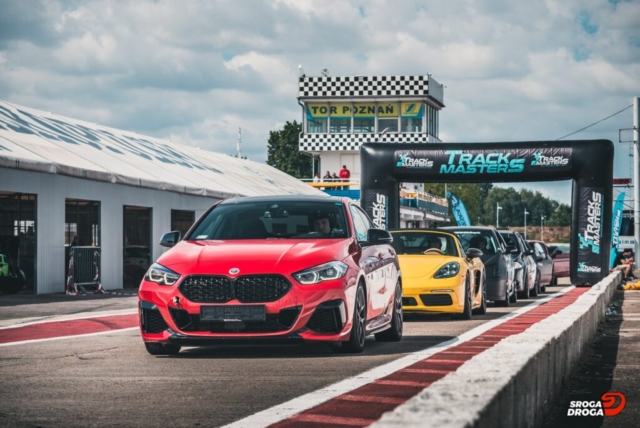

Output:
xmin=138 ymin=196 xmax=402 ymax=355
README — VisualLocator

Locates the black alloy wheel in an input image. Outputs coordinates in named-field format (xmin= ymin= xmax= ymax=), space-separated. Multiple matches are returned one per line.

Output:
xmin=144 ymin=342 xmax=181 ymax=356
xmin=456 ymin=277 xmax=473 ymax=320
xmin=375 ymin=281 xmax=403 ymax=342
xmin=341 ymin=283 xmax=367 ymax=353
xmin=473 ymin=272 xmax=487 ymax=315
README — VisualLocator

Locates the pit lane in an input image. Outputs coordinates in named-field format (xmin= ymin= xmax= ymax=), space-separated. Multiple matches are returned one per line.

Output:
xmin=0 ymin=284 xmax=569 ymax=427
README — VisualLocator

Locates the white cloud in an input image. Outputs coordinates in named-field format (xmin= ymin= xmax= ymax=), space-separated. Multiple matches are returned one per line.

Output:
xmin=1 ymin=0 xmax=638 ymax=206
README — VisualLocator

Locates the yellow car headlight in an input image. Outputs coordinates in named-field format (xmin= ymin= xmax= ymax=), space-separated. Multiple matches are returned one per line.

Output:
xmin=434 ymin=262 xmax=460 ymax=279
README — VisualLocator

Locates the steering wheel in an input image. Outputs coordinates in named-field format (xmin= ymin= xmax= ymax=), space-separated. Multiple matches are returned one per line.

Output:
xmin=423 ymin=248 xmax=444 ymax=255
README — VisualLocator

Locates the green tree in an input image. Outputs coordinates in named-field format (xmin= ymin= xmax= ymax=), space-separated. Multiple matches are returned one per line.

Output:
xmin=423 ymin=183 xmax=484 ymax=226
xmin=266 ymin=121 xmax=311 ymax=178
xmin=548 ymin=204 xmax=571 ymax=226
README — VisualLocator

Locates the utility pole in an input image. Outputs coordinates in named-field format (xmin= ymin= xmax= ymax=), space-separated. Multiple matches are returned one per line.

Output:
xmin=496 ymin=202 xmax=502 ymax=228
xmin=524 ymin=208 xmax=529 ymax=240
xmin=634 ymin=96 xmax=640 ymax=258
xmin=541 ymin=215 xmax=545 ymax=241
xmin=237 ymin=127 xmax=243 ymax=159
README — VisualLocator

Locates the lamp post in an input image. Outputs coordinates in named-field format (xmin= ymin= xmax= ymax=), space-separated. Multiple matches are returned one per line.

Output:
xmin=524 ymin=209 xmax=529 ymax=240
xmin=496 ymin=202 xmax=503 ymax=227
xmin=541 ymin=215 xmax=546 ymax=241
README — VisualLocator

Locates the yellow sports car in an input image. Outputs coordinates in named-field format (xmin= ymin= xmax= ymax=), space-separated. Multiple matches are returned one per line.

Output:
xmin=390 ymin=229 xmax=486 ymax=319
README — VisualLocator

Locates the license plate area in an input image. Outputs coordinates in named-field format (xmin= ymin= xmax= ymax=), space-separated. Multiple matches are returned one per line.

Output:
xmin=200 ymin=305 xmax=266 ymax=322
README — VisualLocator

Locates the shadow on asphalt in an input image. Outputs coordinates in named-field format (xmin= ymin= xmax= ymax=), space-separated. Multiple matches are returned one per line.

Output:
xmin=159 ymin=335 xmax=458 ymax=359
xmin=0 ymin=291 xmax=137 ymax=307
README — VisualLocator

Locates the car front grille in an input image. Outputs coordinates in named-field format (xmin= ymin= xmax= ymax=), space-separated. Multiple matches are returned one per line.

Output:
xmin=142 ymin=309 xmax=169 ymax=333
xmin=179 ymin=276 xmax=233 ymax=303
xmin=402 ymin=297 xmax=418 ymax=306
xmin=419 ymin=294 xmax=454 ymax=306
xmin=179 ymin=275 xmax=291 ymax=303
xmin=235 ymin=275 xmax=291 ymax=303
xmin=171 ymin=306 xmax=301 ymax=333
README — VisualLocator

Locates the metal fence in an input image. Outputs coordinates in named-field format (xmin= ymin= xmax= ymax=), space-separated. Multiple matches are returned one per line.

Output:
xmin=66 ymin=246 xmax=103 ymax=294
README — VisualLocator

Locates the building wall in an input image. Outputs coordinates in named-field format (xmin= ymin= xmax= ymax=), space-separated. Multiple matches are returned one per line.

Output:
xmin=0 ymin=168 xmax=217 ymax=294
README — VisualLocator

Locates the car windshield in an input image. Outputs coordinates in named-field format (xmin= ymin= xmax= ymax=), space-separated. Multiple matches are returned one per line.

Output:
xmin=552 ymin=243 xmax=570 ymax=253
xmin=449 ymin=229 xmax=500 ymax=255
xmin=499 ymin=232 xmax=522 ymax=252
xmin=186 ymin=200 xmax=350 ymax=240
xmin=390 ymin=231 xmax=459 ymax=257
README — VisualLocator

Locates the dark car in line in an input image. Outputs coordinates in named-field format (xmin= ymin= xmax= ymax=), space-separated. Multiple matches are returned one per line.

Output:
xmin=528 ymin=240 xmax=554 ymax=292
xmin=499 ymin=230 xmax=539 ymax=298
xmin=138 ymin=195 xmax=402 ymax=355
xmin=441 ymin=227 xmax=516 ymax=307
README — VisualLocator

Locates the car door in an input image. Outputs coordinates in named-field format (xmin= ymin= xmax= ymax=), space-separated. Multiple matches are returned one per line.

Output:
xmin=349 ymin=205 xmax=386 ymax=319
xmin=495 ymin=231 xmax=514 ymax=289
xmin=520 ymin=236 xmax=537 ymax=288
xmin=533 ymin=242 xmax=553 ymax=284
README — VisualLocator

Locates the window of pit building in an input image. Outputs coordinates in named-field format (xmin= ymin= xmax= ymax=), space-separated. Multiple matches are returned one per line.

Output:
xmin=353 ymin=103 xmax=375 ymax=133
xmin=329 ymin=103 xmax=351 ymax=133
xmin=401 ymin=102 xmax=423 ymax=133
xmin=306 ymin=103 xmax=328 ymax=133
xmin=376 ymin=102 xmax=399 ymax=133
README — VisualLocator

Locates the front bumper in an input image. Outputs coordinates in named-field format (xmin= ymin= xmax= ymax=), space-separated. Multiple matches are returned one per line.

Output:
xmin=138 ymin=277 xmax=355 ymax=344
xmin=401 ymin=276 xmax=465 ymax=314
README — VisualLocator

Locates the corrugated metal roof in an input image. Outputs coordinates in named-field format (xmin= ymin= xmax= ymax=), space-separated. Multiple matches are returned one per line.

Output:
xmin=0 ymin=101 xmax=322 ymax=199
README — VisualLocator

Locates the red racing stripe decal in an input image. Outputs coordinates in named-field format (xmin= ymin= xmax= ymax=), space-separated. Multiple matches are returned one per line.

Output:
xmin=0 ymin=314 xmax=139 ymax=344
xmin=270 ymin=287 xmax=589 ymax=428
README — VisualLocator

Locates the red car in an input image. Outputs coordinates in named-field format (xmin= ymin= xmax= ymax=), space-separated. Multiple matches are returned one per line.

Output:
xmin=138 ymin=196 xmax=402 ymax=355
xmin=548 ymin=243 xmax=570 ymax=285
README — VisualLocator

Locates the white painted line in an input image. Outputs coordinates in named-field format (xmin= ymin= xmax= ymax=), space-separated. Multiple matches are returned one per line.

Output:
xmin=0 ymin=309 xmax=138 ymax=330
xmin=223 ymin=286 xmax=576 ymax=428
xmin=0 ymin=327 xmax=139 ymax=347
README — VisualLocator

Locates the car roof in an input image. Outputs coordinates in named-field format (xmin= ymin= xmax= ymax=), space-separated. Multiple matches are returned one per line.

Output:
xmin=219 ymin=194 xmax=347 ymax=205
xmin=441 ymin=226 xmax=497 ymax=234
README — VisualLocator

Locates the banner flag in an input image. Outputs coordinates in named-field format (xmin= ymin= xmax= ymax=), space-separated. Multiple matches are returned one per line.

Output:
xmin=610 ymin=192 xmax=626 ymax=268
xmin=447 ymin=192 xmax=471 ymax=226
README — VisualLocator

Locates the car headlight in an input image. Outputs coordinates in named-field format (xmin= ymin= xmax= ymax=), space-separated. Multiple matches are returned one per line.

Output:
xmin=293 ymin=261 xmax=348 ymax=285
xmin=145 ymin=263 xmax=181 ymax=286
xmin=434 ymin=262 xmax=460 ymax=279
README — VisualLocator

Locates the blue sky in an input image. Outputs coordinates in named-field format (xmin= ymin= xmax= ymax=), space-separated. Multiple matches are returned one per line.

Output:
xmin=0 ymin=0 xmax=638 ymax=205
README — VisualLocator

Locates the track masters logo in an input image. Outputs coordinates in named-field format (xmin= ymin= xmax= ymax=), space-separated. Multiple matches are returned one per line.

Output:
xmin=579 ymin=190 xmax=603 ymax=255
xmin=396 ymin=153 xmax=434 ymax=169
xmin=531 ymin=152 xmax=569 ymax=167
xmin=440 ymin=150 xmax=524 ymax=174
xmin=371 ymin=193 xmax=387 ymax=229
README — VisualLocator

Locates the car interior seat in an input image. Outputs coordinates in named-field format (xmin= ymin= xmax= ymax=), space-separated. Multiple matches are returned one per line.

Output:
xmin=238 ymin=218 xmax=268 ymax=239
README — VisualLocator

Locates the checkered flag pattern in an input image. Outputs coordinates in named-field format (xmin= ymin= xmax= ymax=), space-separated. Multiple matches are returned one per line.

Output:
xmin=298 ymin=76 xmax=429 ymax=98
xmin=299 ymin=133 xmax=430 ymax=151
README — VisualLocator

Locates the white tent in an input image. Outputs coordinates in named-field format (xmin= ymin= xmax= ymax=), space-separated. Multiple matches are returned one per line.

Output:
xmin=0 ymin=101 xmax=322 ymax=198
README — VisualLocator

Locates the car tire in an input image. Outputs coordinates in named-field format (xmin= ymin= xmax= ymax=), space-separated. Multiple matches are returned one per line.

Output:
xmin=495 ymin=285 xmax=510 ymax=307
xmin=509 ymin=281 xmax=518 ymax=303
xmin=531 ymin=273 xmax=539 ymax=297
xmin=455 ymin=277 xmax=473 ymax=320
xmin=473 ymin=272 xmax=487 ymax=315
xmin=375 ymin=281 xmax=403 ymax=342
xmin=144 ymin=342 xmax=181 ymax=356
xmin=551 ymin=276 xmax=557 ymax=286
xmin=341 ymin=283 xmax=367 ymax=353
xmin=518 ymin=272 xmax=530 ymax=299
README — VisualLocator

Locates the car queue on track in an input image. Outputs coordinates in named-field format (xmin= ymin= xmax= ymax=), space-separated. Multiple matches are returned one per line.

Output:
xmin=138 ymin=195 xmax=554 ymax=356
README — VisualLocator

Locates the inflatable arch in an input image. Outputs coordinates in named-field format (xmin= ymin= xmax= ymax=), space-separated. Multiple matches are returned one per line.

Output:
xmin=360 ymin=140 xmax=614 ymax=285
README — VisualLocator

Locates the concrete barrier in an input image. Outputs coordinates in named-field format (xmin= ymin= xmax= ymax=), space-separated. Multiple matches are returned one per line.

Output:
xmin=372 ymin=273 xmax=620 ymax=428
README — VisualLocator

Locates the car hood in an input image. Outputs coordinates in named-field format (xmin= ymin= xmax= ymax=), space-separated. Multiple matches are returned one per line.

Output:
xmin=156 ymin=239 xmax=351 ymax=275
xmin=397 ymin=254 xmax=457 ymax=279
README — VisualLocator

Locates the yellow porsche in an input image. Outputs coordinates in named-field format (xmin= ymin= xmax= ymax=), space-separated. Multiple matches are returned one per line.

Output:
xmin=390 ymin=229 xmax=487 ymax=319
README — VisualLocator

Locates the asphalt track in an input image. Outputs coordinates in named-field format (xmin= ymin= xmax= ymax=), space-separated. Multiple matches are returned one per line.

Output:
xmin=0 ymin=284 xmax=570 ymax=428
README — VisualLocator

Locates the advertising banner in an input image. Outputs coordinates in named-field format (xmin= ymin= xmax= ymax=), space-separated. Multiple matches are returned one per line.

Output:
xmin=363 ymin=189 xmax=388 ymax=230
xmin=577 ymin=187 xmax=604 ymax=279
xmin=394 ymin=148 xmax=573 ymax=175
xmin=610 ymin=192 xmax=626 ymax=268
xmin=400 ymin=102 xmax=423 ymax=118
xmin=447 ymin=192 xmax=471 ymax=226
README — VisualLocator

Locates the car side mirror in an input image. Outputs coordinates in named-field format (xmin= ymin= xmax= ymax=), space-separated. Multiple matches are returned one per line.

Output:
xmin=160 ymin=231 xmax=181 ymax=248
xmin=466 ymin=248 xmax=483 ymax=259
xmin=367 ymin=229 xmax=393 ymax=245
xmin=536 ymin=254 xmax=545 ymax=262
xmin=524 ymin=250 xmax=535 ymax=257
xmin=505 ymin=245 xmax=517 ymax=254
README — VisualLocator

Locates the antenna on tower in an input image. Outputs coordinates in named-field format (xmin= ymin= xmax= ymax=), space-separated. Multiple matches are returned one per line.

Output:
xmin=237 ymin=127 xmax=243 ymax=159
